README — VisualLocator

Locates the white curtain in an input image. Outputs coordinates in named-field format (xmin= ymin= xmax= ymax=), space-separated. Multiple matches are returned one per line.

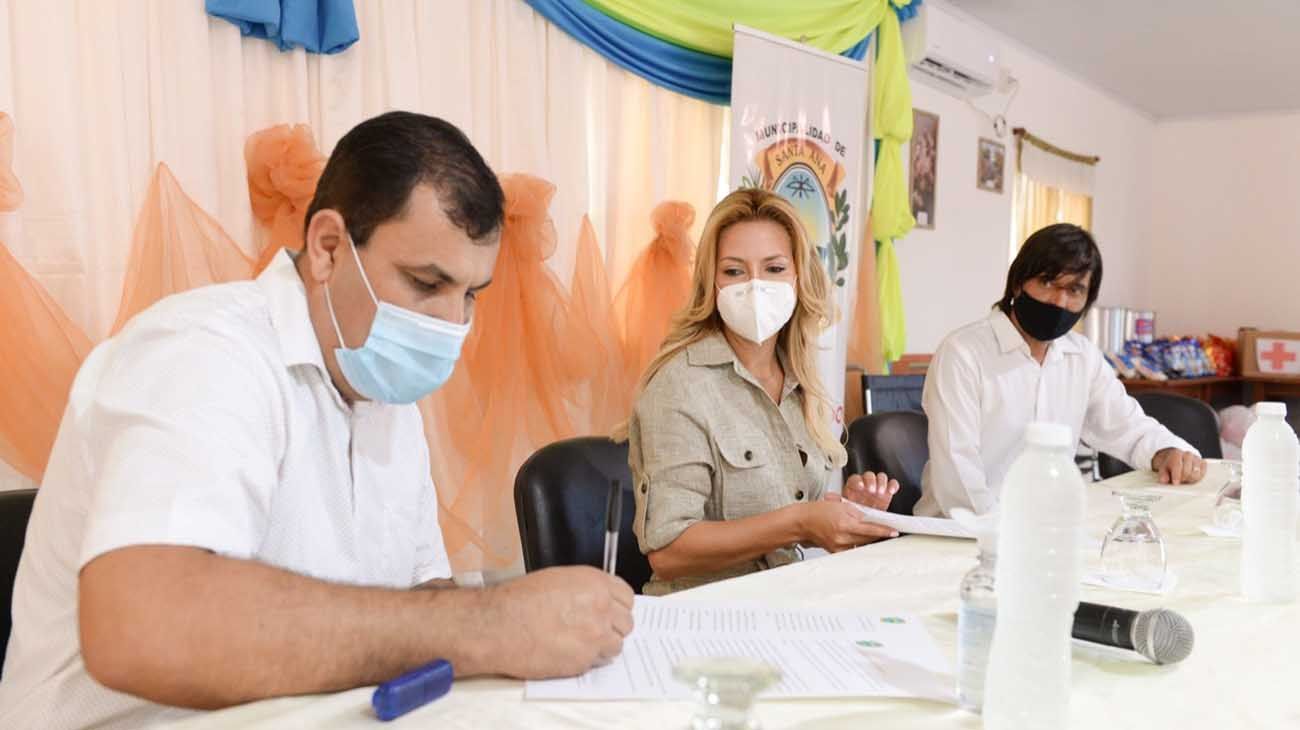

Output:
xmin=0 ymin=0 xmax=726 ymax=490
xmin=1019 ymin=137 xmax=1095 ymax=197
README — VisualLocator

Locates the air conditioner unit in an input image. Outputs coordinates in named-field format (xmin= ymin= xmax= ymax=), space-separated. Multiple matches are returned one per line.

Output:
xmin=906 ymin=4 xmax=1002 ymax=98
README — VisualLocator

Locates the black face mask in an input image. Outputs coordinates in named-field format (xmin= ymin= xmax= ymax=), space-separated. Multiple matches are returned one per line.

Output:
xmin=1012 ymin=292 xmax=1083 ymax=341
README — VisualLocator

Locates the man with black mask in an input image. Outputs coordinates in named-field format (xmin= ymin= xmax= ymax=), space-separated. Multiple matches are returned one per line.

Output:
xmin=915 ymin=223 xmax=1204 ymax=517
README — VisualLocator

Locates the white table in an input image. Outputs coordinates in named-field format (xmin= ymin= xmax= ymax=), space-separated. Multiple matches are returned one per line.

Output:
xmin=165 ymin=463 xmax=1300 ymax=729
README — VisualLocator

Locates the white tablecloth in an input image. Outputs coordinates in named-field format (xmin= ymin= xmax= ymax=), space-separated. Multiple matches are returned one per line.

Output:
xmin=163 ymin=462 xmax=1300 ymax=729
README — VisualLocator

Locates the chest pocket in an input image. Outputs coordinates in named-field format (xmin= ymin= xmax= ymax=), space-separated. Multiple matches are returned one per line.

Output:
xmin=712 ymin=432 xmax=782 ymax=520
xmin=715 ymin=433 xmax=769 ymax=471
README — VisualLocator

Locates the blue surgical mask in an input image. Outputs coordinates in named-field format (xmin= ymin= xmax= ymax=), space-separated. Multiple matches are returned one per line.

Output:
xmin=324 ymin=235 xmax=471 ymax=404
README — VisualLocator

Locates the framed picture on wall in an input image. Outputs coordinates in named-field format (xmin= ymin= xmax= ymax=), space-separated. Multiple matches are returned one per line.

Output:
xmin=977 ymin=137 xmax=1005 ymax=193
xmin=909 ymin=109 xmax=938 ymax=229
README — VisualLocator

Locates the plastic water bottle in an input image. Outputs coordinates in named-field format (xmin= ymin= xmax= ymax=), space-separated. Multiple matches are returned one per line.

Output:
xmin=956 ymin=539 xmax=996 ymax=712
xmin=1241 ymin=402 xmax=1299 ymax=603
xmin=983 ymin=422 xmax=1085 ymax=730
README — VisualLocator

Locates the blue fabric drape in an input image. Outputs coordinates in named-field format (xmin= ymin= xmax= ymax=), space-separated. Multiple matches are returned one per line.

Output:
xmin=206 ymin=0 xmax=359 ymax=54
xmin=525 ymin=0 xmax=732 ymax=104
xmin=894 ymin=0 xmax=923 ymax=24
xmin=524 ymin=0 xmax=872 ymax=106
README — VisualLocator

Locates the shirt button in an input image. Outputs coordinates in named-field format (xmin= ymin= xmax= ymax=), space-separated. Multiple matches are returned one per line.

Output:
xmin=744 ymin=450 xmax=753 ymax=461
xmin=795 ymin=490 xmax=805 ymax=500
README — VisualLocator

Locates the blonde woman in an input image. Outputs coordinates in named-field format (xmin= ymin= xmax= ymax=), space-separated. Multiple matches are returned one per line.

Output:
xmin=622 ymin=188 xmax=899 ymax=596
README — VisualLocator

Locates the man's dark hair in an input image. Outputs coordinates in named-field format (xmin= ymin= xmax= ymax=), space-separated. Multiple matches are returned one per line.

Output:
xmin=304 ymin=111 xmax=504 ymax=246
xmin=995 ymin=223 xmax=1103 ymax=314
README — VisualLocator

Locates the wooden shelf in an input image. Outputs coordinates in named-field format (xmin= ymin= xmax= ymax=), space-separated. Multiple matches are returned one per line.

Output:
xmin=1119 ymin=376 xmax=1242 ymax=407
xmin=1243 ymin=376 xmax=1300 ymax=403
xmin=1120 ymin=375 xmax=1300 ymax=407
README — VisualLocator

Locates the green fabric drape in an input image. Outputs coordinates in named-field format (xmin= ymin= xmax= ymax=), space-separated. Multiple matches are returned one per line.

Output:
xmin=580 ymin=0 xmax=889 ymax=57
xmin=867 ymin=3 xmax=915 ymax=364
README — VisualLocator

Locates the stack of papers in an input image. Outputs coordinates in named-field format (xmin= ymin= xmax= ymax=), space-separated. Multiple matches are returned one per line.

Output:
xmin=525 ymin=597 xmax=954 ymax=702
xmin=851 ymin=504 xmax=975 ymax=539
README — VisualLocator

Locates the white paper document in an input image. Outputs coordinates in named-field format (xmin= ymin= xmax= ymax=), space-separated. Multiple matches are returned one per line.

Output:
xmin=850 ymin=503 xmax=975 ymax=539
xmin=525 ymin=597 xmax=954 ymax=702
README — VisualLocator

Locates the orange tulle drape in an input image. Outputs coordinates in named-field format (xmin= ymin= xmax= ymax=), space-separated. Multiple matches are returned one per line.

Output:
xmin=0 ymin=112 xmax=94 ymax=480
xmin=846 ymin=214 xmax=883 ymax=374
xmin=566 ymin=215 xmax=631 ymax=433
xmin=424 ymin=174 xmax=598 ymax=568
xmin=0 ymin=113 xmax=21 ymax=211
xmin=0 ymin=245 xmax=94 ymax=481
xmin=245 ymin=124 xmax=326 ymax=274
xmin=0 ymin=114 xmax=709 ymax=573
xmin=110 ymin=164 xmax=255 ymax=334
xmin=613 ymin=201 xmax=696 ymax=386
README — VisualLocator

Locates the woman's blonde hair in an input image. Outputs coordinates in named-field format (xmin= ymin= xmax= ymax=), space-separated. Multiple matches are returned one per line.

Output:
xmin=615 ymin=188 xmax=846 ymax=463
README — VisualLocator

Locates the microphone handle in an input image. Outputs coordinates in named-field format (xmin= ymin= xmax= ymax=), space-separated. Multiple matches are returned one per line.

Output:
xmin=1071 ymin=601 xmax=1137 ymax=651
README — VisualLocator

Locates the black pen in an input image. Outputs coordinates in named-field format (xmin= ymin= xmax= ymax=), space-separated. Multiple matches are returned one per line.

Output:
xmin=603 ymin=479 xmax=622 ymax=575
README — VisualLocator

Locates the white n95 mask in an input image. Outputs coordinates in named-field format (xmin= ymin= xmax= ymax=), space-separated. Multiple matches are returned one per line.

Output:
xmin=716 ymin=279 xmax=797 ymax=344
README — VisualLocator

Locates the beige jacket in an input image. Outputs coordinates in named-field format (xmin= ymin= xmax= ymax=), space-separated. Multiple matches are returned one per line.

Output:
xmin=628 ymin=332 xmax=841 ymax=595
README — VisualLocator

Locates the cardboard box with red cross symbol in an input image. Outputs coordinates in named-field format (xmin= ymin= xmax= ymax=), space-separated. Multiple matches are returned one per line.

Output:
xmin=1239 ymin=328 xmax=1300 ymax=378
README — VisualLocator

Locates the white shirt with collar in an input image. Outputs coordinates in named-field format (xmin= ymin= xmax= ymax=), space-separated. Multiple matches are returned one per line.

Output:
xmin=914 ymin=309 xmax=1194 ymax=518
xmin=0 ymin=252 xmax=450 ymax=730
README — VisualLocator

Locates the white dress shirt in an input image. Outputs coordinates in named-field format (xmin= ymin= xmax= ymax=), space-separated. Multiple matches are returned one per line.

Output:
xmin=914 ymin=310 xmax=1194 ymax=517
xmin=0 ymin=252 xmax=450 ymax=730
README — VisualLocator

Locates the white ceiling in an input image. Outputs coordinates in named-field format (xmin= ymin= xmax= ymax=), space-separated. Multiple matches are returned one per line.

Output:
xmin=945 ymin=0 xmax=1300 ymax=119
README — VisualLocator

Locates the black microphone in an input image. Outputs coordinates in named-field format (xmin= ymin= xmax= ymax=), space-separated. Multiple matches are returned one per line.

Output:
xmin=1072 ymin=601 xmax=1194 ymax=665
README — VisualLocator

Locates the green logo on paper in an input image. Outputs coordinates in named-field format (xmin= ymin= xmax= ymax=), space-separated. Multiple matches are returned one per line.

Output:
xmin=857 ymin=640 xmax=884 ymax=648
xmin=881 ymin=617 xmax=905 ymax=624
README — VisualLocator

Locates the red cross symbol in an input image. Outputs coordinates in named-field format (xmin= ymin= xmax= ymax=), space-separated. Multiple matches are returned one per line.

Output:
xmin=1261 ymin=341 xmax=1297 ymax=371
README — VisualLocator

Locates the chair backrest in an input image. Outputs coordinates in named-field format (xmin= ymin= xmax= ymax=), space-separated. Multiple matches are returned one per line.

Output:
xmin=1 ymin=488 xmax=37 ymax=675
xmin=1271 ymin=396 xmax=1300 ymax=437
xmin=1097 ymin=392 xmax=1224 ymax=479
xmin=843 ymin=411 xmax=928 ymax=515
xmin=863 ymin=374 xmax=925 ymax=415
xmin=513 ymin=437 xmax=652 ymax=593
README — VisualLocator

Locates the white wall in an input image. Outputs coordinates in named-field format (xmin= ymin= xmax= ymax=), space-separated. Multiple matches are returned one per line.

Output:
xmin=1147 ymin=112 xmax=1300 ymax=337
xmin=893 ymin=3 xmax=1158 ymax=354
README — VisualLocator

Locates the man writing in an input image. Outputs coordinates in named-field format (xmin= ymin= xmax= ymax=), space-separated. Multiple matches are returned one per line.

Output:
xmin=0 ymin=112 xmax=632 ymax=729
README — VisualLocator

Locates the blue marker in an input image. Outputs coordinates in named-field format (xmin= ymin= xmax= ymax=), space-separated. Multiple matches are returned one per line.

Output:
xmin=372 ymin=659 xmax=453 ymax=722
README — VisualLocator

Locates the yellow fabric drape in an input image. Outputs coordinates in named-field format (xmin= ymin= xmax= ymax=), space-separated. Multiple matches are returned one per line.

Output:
xmin=868 ymin=5 xmax=915 ymax=365
xmin=1012 ymin=173 xmax=1093 ymax=252
xmin=583 ymin=0 xmax=888 ymax=58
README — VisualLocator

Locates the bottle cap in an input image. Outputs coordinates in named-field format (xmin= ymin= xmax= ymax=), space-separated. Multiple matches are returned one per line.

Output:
xmin=1255 ymin=402 xmax=1287 ymax=418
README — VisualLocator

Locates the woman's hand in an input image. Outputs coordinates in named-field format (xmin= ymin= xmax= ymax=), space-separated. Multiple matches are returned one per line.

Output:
xmin=841 ymin=472 xmax=900 ymax=511
xmin=798 ymin=495 xmax=898 ymax=553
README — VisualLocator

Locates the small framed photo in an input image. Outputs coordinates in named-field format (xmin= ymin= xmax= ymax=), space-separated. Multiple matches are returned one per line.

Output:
xmin=977 ymin=137 xmax=1005 ymax=194
xmin=909 ymin=109 xmax=938 ymax=229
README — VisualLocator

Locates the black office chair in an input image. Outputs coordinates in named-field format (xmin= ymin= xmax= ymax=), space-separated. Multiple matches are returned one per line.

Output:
xmin=1097 ymin=392 xmax=1224 ymax=479
xmin=1 ymin=488 xmax=37 ymax=676
xmin=513 ymin=437 xmax=652 ymax=593
xmin=843 ymin=411 xmax=928 ymax=516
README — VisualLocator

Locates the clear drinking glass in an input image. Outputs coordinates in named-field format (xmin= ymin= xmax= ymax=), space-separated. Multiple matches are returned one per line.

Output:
xmin=672 ymin=657 xmax=781 ymax=730
xmin=1213 ymin=460 xmax=1244 ymax=532
xmin=1099 ymin=490 xmax=1168 ymax=591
